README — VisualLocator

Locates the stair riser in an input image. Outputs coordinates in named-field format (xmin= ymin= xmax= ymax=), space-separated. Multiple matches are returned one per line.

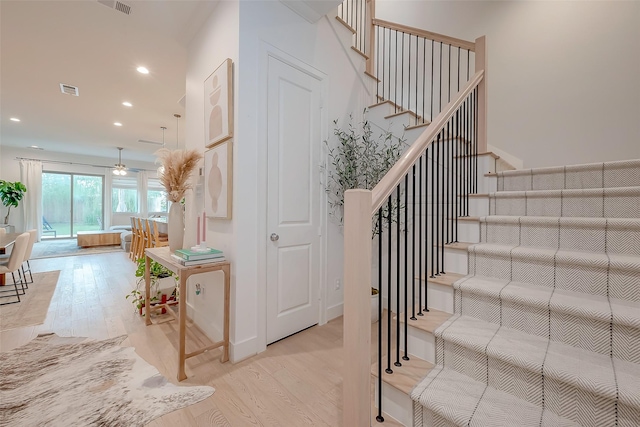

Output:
xmin=374 ymin=381 xmax=414 ymax=426
xmin=480 ymin=221 xmax=640 ymax=256
xmin=469 ymin=250 xmax=640 ymax=303
xmin=478 ymin=174 xmax=497 ymax=194
xmin=454 ymin=288 xmax=640 ymax=363
xmin=443 ymin=247 xmax=468 ymax=276
xmin=456 ymin=221 xmax=480 ymax=243
xmin=437 ymin=339 xmax=619 ymax=427
xmin=402 ymin=325 xmax=436 ymax=363
xmin=498 ymin=162 xmax=640 ymax=192
xmin=468 ymin=197 xmax=489 ymax=217
xmin=490 ymin=193 xmax=640 ymax=218
xmin=426 ymin=281 xmax=454 ymax=314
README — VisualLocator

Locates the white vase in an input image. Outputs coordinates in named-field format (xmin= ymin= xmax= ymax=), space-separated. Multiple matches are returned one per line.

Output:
xmin=168 ymin=203 xmax=184 ymax=252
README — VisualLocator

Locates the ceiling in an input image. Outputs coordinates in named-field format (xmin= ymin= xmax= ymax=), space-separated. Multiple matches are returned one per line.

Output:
xmin=0 ymin=0 xmax=218 ymax=164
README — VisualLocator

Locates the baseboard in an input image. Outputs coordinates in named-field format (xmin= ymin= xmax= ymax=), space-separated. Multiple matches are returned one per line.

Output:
xmin=230 ymin=335 xmax=258 ymax=364
xmin=327 ymin=302 xmax=343 ymax=320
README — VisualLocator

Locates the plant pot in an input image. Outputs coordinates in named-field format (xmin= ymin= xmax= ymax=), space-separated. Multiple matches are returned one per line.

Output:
xmin=371 ymin=292 xmax=379 ymax=323
xmin=168 ymin=203 xmax=184 ymax=252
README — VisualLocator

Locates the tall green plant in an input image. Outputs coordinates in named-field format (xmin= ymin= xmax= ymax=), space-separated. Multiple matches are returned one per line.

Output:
xmin=324 ymin=113 xmax=406 ymax=231
xmin=0 ymin=180 xmax=27 ymax=224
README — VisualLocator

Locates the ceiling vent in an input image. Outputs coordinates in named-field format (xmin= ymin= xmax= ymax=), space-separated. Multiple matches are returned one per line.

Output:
xmin=60 ymin=84 xmax=79 ymax=96
xmin=97 ymin=0 xmax=132 ymax=16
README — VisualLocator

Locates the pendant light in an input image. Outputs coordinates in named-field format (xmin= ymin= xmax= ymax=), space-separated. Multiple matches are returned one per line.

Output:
xmin=113 ymin=147 xmax=127 ymax=175
xmin=174 ymin=113 xmax=181 ymax=148
xmin=157 ymin=126 xmax=167 ymax=177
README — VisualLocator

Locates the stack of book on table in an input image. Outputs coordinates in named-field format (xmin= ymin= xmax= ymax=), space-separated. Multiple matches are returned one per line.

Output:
xmin=171 ymin=248 xmax=225 ymax=266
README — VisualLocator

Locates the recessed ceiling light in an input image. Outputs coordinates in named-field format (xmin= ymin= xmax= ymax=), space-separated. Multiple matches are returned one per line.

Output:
xmin=136 ymin=66 xmax=149 ymax=74
xmin=114 ymin=122 xmax=123 ymax=127
xmin=30 ymin=145 xmax=43 ymax=150
xmin=10 ymin=117 xmax=21 ymax=122
xmin=122 ymin=101 xmax=132 ymax=107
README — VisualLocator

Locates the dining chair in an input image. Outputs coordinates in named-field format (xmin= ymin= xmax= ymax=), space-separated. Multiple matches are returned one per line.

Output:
xmin=129 ymin=217 xmax=139 ymax=260
xmin=149 ymin=220 xmax=168 ymax=248
xmin=20 ymin=229 xmax=37 ymax=286
xmin=0 ymin=232 xmax=29 ymax=305
xmin=136 ymin=218 xmax=150 ymax=260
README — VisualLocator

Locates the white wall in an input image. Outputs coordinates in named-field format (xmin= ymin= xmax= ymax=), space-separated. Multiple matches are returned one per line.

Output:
xmin=185 ymin=0 xmax=240 ymax=358
xmin=376 ymin=0 xmax=640 ymax=168
xmin=0 ymin=145 xmax=155 ymax=232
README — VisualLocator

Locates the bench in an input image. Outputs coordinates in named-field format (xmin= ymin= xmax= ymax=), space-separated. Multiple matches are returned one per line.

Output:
xmin=77 ymin=230 xmax=122 ymax=248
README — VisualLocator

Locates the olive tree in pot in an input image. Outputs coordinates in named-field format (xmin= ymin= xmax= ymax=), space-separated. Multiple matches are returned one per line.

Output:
xmin=0 ymin=180 xmax=27 ymax=225
xmin=324 ymin=113 xmax=406 ymax=323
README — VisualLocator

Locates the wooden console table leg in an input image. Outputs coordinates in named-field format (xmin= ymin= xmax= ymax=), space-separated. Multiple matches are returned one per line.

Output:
xmin=178 ymin=273 xmax=188 ymax=381
xmin=222 ymin=265 xmax=230 ymax=363
xmin=145 ymin=255 xmax=152 ymax=326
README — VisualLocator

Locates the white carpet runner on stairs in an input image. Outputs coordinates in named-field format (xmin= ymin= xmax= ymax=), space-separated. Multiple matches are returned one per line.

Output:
xmin=411 ymin=159 xmax=640 ymax=427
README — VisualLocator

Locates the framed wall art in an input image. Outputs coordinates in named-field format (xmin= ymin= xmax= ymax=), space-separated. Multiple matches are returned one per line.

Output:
xmin=204 ymin=58 xmax=233 ymax=148
xmin=204 ymin=140 xmax=232 ymax=219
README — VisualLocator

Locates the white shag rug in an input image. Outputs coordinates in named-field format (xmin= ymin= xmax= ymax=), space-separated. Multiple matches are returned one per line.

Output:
xmin=0 ymin=333 xmax=214 ymax=426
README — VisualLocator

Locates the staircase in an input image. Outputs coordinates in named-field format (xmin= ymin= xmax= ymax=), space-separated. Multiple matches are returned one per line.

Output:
xmin=333 ymin=2 xmax=640 ymax=426
xmin=411 ymin=159 xmax=640 ymax=426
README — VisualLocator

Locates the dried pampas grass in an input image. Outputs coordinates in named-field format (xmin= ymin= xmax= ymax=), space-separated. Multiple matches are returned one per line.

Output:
xmin=155 ymin=148 xmax=203 ymax=203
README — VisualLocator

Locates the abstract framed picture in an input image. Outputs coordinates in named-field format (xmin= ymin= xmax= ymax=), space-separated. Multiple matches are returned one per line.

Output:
xmin=204 ymin=58 xmax=233 ymax=148
xmin=204 ymin=140 xmax=233 ymax=219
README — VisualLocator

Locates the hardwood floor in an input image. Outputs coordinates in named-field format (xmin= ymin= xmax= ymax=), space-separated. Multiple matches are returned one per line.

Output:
xmin=0 ymin=252 xmax=403 ymax=426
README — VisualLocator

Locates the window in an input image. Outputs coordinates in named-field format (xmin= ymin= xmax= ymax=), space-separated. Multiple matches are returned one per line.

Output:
xmin=112 ymin=176 xmax=138 ymax=213
xmin=147 ymin=178 xmax=168 ymax=214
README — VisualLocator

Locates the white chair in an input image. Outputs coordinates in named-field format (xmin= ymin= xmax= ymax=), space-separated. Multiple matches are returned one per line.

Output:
xmin=21 ymin=229 xmax=37 ymax=286
xmin=0 ymin=233 xmax=29 ymax=305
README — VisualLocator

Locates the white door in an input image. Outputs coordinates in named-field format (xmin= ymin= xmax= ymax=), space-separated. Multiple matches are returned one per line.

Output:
xmin=266 ymin=56 xmax=322 ymax=344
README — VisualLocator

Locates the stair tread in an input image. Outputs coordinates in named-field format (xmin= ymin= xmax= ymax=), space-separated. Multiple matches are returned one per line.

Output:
xmin=371 ymin=354 xmax=434 ymax=395
xmin=350 ymin=45 xmax=369 ymax=60
xmin=363 ymin=70 xmax=380 ymax=82
xmin=456 ymin=276 xmax=640 ymax=328
xmin=448 ymin=216 xmax=480 ymax=222
xmin=493 ymin=185 xmax=640 ymax=197
xmin=455 ymin=151 xmax=500 ymax=160
xmin=417 ymin=271 xmax=465 ymax=287
xmin=443 ymin=241 xmax=473 ymax=250
xmin=384 ymin=109 xmax=421 ymax=120
xmin=397 ymin=305 xmax=452 ymax=334
xmin=405 ymin=122 xmax=430 ymax=131
xmin=498 ymin=158 xmax=640 ymax=178
xmin=334 ymin=16 xmax=356 ymax=34
xmin=480 ymin=215 xmax=640 ymax=229
xmin=412 ymin=366 xmax=580 ymax=427
xmin=436 ymin=314 xmax=640 ymax=407
xmin=471 ymin=242 xmax=640 ymax=267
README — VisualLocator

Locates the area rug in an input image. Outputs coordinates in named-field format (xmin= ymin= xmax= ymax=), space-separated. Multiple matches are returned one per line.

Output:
xmin=0 ymin=270 xmax=60 ymax=332
xmin=0 ymin=333 xmax=215 ymax=426
xmin=31 ymin=238 xmax=123 ymax=259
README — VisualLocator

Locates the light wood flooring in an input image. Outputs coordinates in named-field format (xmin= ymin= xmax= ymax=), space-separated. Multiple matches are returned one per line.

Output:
xmin=0 ymin=252 xmax=403 ymax=426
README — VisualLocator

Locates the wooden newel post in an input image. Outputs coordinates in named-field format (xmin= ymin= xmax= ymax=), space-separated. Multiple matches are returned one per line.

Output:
xmin=343 ymin=189 xmax=372 ymax=427
xmin=475 ymin=36 xmax=487 ymax=154
xmin=366 ymin=0 xmax=375 ymax=75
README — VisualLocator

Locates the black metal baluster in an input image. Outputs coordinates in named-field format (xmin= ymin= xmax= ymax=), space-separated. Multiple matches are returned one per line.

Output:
xmin=445 ymin=118 xmax=450 ymax=244
xmin=475 ymin=88 xmax=479 ymax=193
xmin=435 ymin=134 xmax=440 ymax=276
xmin=386 ymin=195 xmax=393 ymax=375
xmin=411 ymin=164 xmax=417 ymax=321
xmin=376 ymin=208 xmax=384 ymax=423
xmin=423 ymin=150 xmax=430 ymax=312
xmin=454 ymin=109 xmax=459 ymax=243
xmin=447 ymin=44 xmax=451 ymax=103
xmin=376 ymin=26 xmax=380 ymax=99
xmin=417 ymin=152 xmax=423 ymax=315
xmin=439 ymin=41 xmax=443 ymax=115
xmin=422 ymin=37 xmax=426 ymax=124
xmin=457 ymin=47 xmax=461 ymax=92
xmin=395 ymin=185 xmax=401 ymax=368
xmin=387 ymin=28 xmax=391 ymax=102
xmin=403 ymin=174 xmax=409 ymax=361
xmin=430 ymin=142 xmax=435 ymax=278
xmin=440 ymin=130 xmax=446 ymax=274
xmin=465 ymin=98 xmax=470 ymax=216
xmin=394 ymin=30 xmax=398 ymax=113
xmin=414 ymin=35 xmax=418 ymax=125
xmin=408 ymin=34 xmax=411 ymax=122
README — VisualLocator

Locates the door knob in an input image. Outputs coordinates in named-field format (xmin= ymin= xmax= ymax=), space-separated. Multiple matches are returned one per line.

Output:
xmin=270 ymin=233 xmax=279 ymax=242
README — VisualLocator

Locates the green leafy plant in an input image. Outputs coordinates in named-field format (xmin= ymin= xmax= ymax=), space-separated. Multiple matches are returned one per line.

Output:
xmin=126 ymin=258 xmax=178 ymax=313
xmin=324 ymin=112 xmax=406 ymax=235
xmin=0 ymin=180 xmax=27 ymax=224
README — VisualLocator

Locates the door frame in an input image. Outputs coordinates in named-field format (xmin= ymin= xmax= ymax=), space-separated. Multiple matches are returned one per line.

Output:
xmin=257 ymin=42 xmax=329 ymax=352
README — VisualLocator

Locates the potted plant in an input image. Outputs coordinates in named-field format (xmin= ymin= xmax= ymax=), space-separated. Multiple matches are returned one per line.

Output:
xmin=0 ymin=180 xmax=27 ymax=224
xmin=324 ymin=112 xmax=407 ymax=323
xmin=126 ymin=258 xmax=178 ymax=315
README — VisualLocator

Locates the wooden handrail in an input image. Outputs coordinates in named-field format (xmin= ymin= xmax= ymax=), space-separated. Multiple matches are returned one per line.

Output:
xmin=372 ymin=18 xmax=475 ymax=51
xmin=371 ymin=69 xmax=484 ymax=213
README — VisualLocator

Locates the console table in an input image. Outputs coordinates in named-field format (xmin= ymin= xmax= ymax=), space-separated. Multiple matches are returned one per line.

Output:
xmin=144 ymin=246 xmax=230 ymax=381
